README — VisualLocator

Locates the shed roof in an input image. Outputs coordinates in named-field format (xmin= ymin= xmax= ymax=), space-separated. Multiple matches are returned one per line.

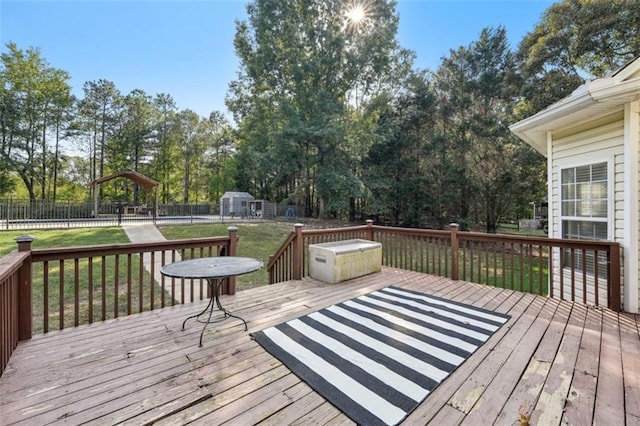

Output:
xmin=92 ymin=170 xmax=159 ymax=189
xmin=221 ymin=191 xmax=254 ymax=198
xmin=510 ymin=56 xmax=640 ymax=156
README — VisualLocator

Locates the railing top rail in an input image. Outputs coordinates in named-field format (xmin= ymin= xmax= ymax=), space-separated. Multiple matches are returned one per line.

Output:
xmin=300 ymin=225 xmax=369 ymax=237
xmin=456 ymin=230 xmax=619 ymax=249
xmin=0 ymin=251 xmax=30 ymax=281
xmin=369 ymin=225 xmax=451 ymax=237
xmin=30 ymin=236 xmax=233 ymax=262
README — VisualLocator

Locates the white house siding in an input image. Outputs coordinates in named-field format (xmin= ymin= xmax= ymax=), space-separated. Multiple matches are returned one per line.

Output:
xmin=637 ymin=128 xmax=640 ymax=311
xmin=550 ymin=115 xmax=625 ymax=307
xmin=635 ymin=106 xmax=640 ymax=311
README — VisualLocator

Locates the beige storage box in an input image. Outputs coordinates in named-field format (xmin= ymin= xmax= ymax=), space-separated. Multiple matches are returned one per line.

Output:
xmin=309 ymin=239 xmax=382 ymax=283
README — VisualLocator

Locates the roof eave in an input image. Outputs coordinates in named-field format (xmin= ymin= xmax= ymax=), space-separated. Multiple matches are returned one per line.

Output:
xmin=510 ymin=76 xmax=640 ymax=156
xmin=509 ymin=88 xmax=595 ymax=156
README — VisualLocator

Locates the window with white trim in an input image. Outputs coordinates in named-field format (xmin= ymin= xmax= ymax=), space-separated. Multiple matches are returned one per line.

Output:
xmin=560 ymin=162 xmax=608 ymax=276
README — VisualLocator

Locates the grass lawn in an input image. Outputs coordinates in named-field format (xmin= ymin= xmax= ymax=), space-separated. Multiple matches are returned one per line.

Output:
xmin=158 ymin=222 xmax=295 ymax=290
xmin=1 ymin=223 xmax=295 ymax=291
xmin=1 ymin=223 xmax=295 ymax=333
xmin=0 ymin=227 xmax=130 ymax=256
xmin=497 ymin=223 xmax=547 ymax=237
xmin=0 ymin=227 xmax=140 ymax=333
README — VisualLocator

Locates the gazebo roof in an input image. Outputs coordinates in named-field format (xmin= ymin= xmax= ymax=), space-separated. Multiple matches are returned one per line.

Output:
xmin=92 ymin=170 xmax=158 ymax=189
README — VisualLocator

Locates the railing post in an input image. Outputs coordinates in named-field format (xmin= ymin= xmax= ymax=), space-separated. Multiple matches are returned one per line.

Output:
xmin=226 ymin=226 xmax=238 ymax=295
xmin=365 ymin=219 xmax=374 ymax=241
xmin=608 ymin=242 xmax=621 ymax=312
xmin=449 ymin=224 xmax=459 ymax=281
xmin=227 ymin=226 xmax=238 ymax=257
xmin=15 ymin=235 xmax=33 ymax=340
xmin=268 ymin=255 xmax=274 ymax=284
xmin=294 ymin=223 xmax=304 ymax=280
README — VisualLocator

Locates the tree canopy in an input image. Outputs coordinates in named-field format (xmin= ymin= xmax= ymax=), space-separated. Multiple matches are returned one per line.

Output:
xmin=1 ymin=0 xmax=638 ymax=231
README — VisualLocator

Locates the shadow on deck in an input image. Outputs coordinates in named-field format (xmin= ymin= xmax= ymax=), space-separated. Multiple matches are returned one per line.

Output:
xmin=1 ymin=268 xmax=639 ymax=425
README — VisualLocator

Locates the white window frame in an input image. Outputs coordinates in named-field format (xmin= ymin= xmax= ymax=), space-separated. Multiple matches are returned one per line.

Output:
xmin=557 ymin=152 xmax=615 ymax=277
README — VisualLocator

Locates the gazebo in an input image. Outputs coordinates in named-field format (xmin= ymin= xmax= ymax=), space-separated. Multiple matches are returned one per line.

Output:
xmin=91 ymin=169 xmax=159 ymax=218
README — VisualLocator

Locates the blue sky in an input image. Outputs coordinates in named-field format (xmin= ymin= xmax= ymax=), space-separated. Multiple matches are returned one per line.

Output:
xmin=1 ymin=0 xmax=555 ymax=119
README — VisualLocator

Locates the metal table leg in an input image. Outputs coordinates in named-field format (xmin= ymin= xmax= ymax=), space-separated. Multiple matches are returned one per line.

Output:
xmin=182 ymin=277 xmax=248 ymax=347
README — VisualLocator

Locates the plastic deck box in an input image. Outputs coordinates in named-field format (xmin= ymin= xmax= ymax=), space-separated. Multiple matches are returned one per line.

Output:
xmin=308 ymin=239 xmax=382 ymax=283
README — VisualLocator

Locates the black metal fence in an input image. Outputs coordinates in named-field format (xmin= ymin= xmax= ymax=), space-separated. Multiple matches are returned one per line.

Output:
xmin=0 ymin=199 xmax=306 ymax=230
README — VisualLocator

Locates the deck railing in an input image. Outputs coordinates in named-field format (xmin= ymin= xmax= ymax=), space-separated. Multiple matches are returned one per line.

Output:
xmin=267 ymin=221 xmax=622 ymax=311
xmin=2 ymin=227 xmax=239 ymax=337
xmin=0 ymin=237 xmax=32 ymax=377
xmin=1 ymin=221 xmax=623 ymax=377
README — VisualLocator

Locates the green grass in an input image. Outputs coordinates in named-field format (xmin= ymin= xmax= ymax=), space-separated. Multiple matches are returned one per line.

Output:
xmin=1 ymin=223 xmax=294 ymax=293
xmin=0 ymin=223 xmax=293 ymax=333
xmin=34 ymin=255 xmax=169 ymax=333
xmin=0 ymin=227 xmax=130 ymax=256
xmin=457 ymin=252 xmax=549 ymax=296
xmin=380 ymin=234 xmax=549 ymax=296
xmin=0 ymin=227 xmax=156 ymax=333
xmin=158 ymin=222 xmax=295 ymax=290
xmin=497 ymin=223 xmax=547 ymax=237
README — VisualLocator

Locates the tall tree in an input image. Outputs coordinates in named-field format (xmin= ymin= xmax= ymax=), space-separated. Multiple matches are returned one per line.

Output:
xmin=204 ymin=111 xmax=235 ymax=201
xmin=0 ymin=42 xmax=72 ymax=200
xmin=516 ymin=0 xmax=640 ymax=117
xmin=108 ymin=89 xmax=153 ymax=204
xmin=174 ymin=109 xmax=203 ymax=203
xmin=151 ymin=93 xmax=179 ymax=203
xmin=364 ymin=72 xmax=438 ymax=226
xmin=228 ymin=0 xmax=404 ymax=217
xmin=434 ymin=28 xmax=545 ymax=232
xmin=39 ymin=68 xmax=73 ymax=199
xmin=77 ymin=79 xmax=120 ymax=199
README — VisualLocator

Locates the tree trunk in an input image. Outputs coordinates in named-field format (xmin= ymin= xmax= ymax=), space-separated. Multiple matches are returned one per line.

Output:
xmin=53 ymin=114 xmax=60 ymax=201
xmin=41 ymin=107 xmax=47 ymax=199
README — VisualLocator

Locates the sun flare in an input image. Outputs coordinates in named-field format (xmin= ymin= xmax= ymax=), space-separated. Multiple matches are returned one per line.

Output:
xmin=346 ymin=5 xmax=366 ymax=24
xmin=344 ymin=1 xmax=369 ymax=32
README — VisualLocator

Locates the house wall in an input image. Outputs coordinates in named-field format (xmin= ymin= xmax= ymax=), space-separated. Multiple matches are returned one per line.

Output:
xmin=550 ymin=111 xmax=626 ymax=308
xmin=626 ymin=102 xmax=640 ymax=312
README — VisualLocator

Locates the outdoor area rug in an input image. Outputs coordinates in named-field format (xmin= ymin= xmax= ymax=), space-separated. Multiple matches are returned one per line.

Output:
xmin=251 ymin=286 xmax=510 ymax=426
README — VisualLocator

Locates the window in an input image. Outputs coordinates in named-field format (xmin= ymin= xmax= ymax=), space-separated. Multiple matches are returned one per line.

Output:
xmin=560 ymin=162 xmax=608 ymax=276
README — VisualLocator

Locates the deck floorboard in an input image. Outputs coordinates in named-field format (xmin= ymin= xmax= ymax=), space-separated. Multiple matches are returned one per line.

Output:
xmin=1 ymin=268 xmax=638 ymax=425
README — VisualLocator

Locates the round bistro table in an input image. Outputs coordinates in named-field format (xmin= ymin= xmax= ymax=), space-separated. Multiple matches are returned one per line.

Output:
xmin=160 ymin=256 xmax=263 ymax=347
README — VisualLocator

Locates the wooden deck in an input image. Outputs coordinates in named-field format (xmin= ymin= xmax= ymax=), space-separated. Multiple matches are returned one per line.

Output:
xmin=1 ymin=268 xmax=639 ymax=425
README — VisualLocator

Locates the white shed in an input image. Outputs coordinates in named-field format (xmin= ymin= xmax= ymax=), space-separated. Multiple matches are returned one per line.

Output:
xmin=220 ymin=191 xmax=254 ymax=217
xmin=510 ymin=57 xmax=640 ymax=313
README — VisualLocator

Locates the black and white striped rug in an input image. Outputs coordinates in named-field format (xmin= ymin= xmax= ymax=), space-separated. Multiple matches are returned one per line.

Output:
xmin=251 ymin=286 xmax=510 ymax=426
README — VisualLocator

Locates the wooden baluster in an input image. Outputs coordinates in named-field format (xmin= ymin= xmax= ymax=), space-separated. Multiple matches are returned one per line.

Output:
xmin=74 ymin=258 xmax=79 ymax=327
xmin=88 ymin=257 xmax=94 ymax=324
xmin=114 ymin=255 xmax=119 ymax=318
xmin=59 ymin=259 xmax=65 ymax=330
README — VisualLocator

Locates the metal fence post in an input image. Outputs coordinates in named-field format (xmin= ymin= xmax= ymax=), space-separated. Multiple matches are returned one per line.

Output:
xmin=6 ymin=195 xmax=12 ymax=230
